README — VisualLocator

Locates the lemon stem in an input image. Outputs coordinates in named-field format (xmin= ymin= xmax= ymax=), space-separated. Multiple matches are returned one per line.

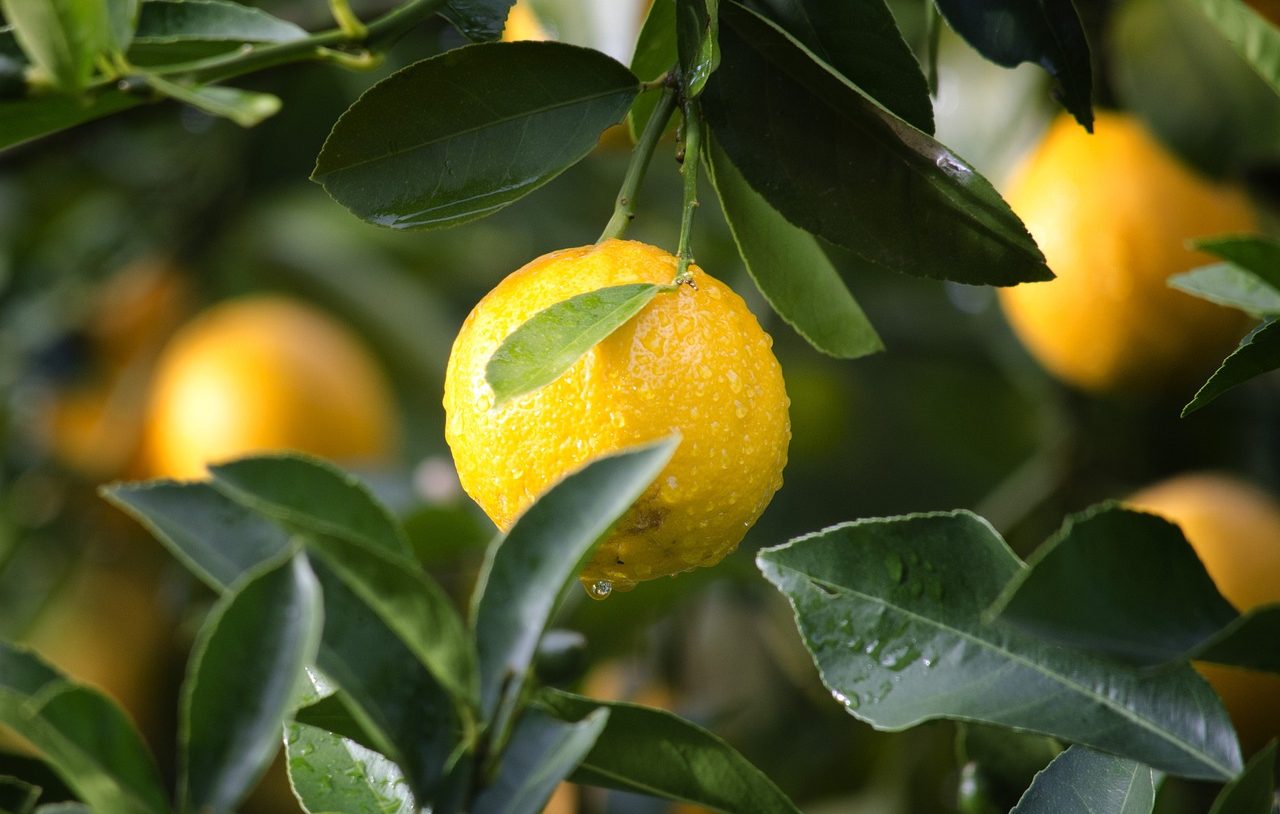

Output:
xmin=674 ymin=96 xmax=702 ymax=286
xmin=329 ymin=0 xmax=369 ymax=39
xmin=598 ymin=82 xmax=679 ymax=243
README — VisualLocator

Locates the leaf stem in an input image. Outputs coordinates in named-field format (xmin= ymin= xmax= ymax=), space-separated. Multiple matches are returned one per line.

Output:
xmin=329 ymin=0 xmax=369 ymax=39
xmin=674 ymin=96 xmax=702 ymax=286
xmin=597 ymin=82 xmax=678 ymax=243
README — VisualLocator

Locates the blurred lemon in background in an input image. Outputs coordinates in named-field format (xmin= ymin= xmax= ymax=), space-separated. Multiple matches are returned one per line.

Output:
xmin=1128 ymin=472 xmax=1280 ymax=753
xmin=502 ymin=0 xmax=550 ymax=41
xmin=142 ymin=296 xmax=398 ymax=479
xmin=998 ymin=112 xmax=1256 ymax=394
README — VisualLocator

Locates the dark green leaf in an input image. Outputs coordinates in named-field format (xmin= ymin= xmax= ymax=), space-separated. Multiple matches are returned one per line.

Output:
xmin=629 ymin=0 xmax=677 ymax=140
xmin=1194 ymin=607 xmax=1280 ymax=673
xmin=134 ymin=0 xmax=306 ymax=44
xmin=33 ymin=806 xmax=90 ymax=814
xmin=313 ymin=42 xmax=639 ymax=230
xmin=0 ymin=90 xmax=142 ymax=152
xmin=957 ymin=724 xmax=1061 ymax=799
xmin=0 ymin=776 xmax=39 ymax=814
xmin=991 ymin=506 xmax=1240 ymax=664
xmin=1010 ymin=746 xmax=1155 ymax=814
xmin=757 ymin=512 xmax=1242 ymax=780
xmin=705 ymin=138 xmax=881 ymax=359
xmin=1196 ymin=236 xmax=1280 ymax=289
xmin=0 ymin=0 xmax=106 ymax=92
xmin=286 ymin=723 xmax=415 ymax=814
xmin=441 ymin=0 xmax=516 ymax=41
xmin=1210 ymin=741 xmax=1277 ymax=814
xmin=540 ymin=689 xmax=802 ymax=813
xmin=750 ymin=0 xmax=933 ymax=133
xmin=0 ymin=643 xmax=168 ymax=814
xmin=1188 ymin=0 xmax=1280 ymax=98
xmin=180 ymin=554 xmax=324 ymax=814
xmin=1169 ymin=264 xmax=1280 ymax=316
xmin=1184 ymin=320 xmax=1280 ymax=416
xmin=144 ymin=74 xmax=281 ymax=126
xmin=294 ymin=694 xmax=380 ymax=753
xmin=208 ymin=455 xmax=411 ymax=557
xmin=473 ymin=438 xmax=678 ymax=724
xmin=473 ymin=708 xmax=608 ymax=814
xmin=703 ymin=3 xmax=1050 ymax=286
xmin=677 ymin=0 xmax=720 ymax=97
xmin=485 ymin=283 xmax=670 ymax=405
xmin=933 ymin=0 xmax=1092 ymax=130
xmin=102 ymin=480 xmax=291 ymax=593
xmin=1110 ymin=0 xmax=1280 ymax=177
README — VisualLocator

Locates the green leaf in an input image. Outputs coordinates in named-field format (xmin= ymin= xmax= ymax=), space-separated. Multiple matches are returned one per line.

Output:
xmin=1184 ymin=319 xmax=1280 ymax=416
xmin=1210 ymin=741 xmax=1277 ymax=814
xmin=0 ymin=90 xmax=142 ymax=152
xmin=473 ymin=708 xmax=608 ymax=814
xmin=628 ymin=0 xmax=677 ymax=140
xmin=102 ymin=480 xmax=291 ymax=593
xmin=1194 ymin=607 xmax=1280 ymax=673
xmin=133 ymin=0 xmax=305 ymax=44
xmin=539 ymin=689 xmax=802 ymax=813
xmin=0 ymin=0 xmax=107 ymax=92
xmin=757 ymin=512 xmax=1243 ymax=781
xmin=676 ymin=0 xmax=720 ymax=97
xmin=957 ymin=724 xmax=1061 ymax=801
xmin=286 ymin=723 xmax=415 ymax=814
xmin=294 ymin=694 xmax=380 ymax=753
xmin=143 ymin=74 xmax=281 ymax=126
xmin=180 ymin=554 xmax=324 ymax=814
xmin=705 ymin=138 xmax=881 ymax=359
xmin=1169 ymin=264 xmax=1280 ymax=316
xmin=933 ymin=0 xmax=1093 ymax=131
xmin=1187 ymin=0 xmax=1280 ymax=98
xmin=0 ymin=776 xmax=39 ymax=814
xmin=313 ymin=42 xmax=640 ymax=230
xmin=485 ymin=283 xmax=670 ymax=405
xmin=1010 ymin=746 xmax=1156 ymax=814
xmin=1196 ymin=236 xmax=1280 ymax=288
xmin=208 ymin=455 xmax=412 ymax=557
xmin=1110 ymin=0 xmax=1280 ymax=177
xmin=750 ymin=0 xmax=933 ymax=133
xmin=441 ymin=0 xmax=516 ymax=41
xmin=0 ymin=643 xmax=168 ymax=814
xmin=702 ymin=3 xmax=1050 ymax=287
xmin=33 ymin=806 xmax=91 ymax=814
xmin=473 ymin=438 xmax=678 ymax=724
xmin=106 ymin=0 xmax=138 ymax=52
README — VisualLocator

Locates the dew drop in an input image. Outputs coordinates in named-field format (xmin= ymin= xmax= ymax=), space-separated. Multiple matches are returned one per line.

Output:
xmin=585 ymin=579 xmax=613 ymax=600
xmin=884 ymin=553 xmax=903 ymax=583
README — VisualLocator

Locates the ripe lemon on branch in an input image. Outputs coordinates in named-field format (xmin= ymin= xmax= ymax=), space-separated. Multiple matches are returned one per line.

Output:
xmin=998 ymin=112 xmax=1256 ymax=394
xmin=443 ymin=240 xmax=790 ymax=594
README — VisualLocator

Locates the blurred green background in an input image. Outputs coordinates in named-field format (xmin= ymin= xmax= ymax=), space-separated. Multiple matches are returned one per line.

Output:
xmin=2 ymin=0 xmax=1279 ymax=812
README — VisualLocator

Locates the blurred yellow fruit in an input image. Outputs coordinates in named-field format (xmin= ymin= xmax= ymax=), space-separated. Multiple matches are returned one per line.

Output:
xmin=1127 ymin=473 xmax=1280 ymax=753
xmin=501 ymin=1 xmax=549 ymax=42
xmin=443 ymin=240 xmax=790 ymax=593
xmin=582 ymin=659 xmax=676 ymax=712
xmin=998 ymin=112 xmax=1256 ymax=393
xmin=542 ymin=782 xmax=576 ymax=814
xmin=143 ymin=296 xmax=397 ymax=479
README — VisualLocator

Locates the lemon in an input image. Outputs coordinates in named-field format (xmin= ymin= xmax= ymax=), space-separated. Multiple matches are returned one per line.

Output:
xmin=443 ymin=240 xmax=790 ymax=593
xmin=501 ymin=1 xmax=549 ymax=42
xmin=1127 ymin=473 xmax=1280 ymax=754
xmin=143 ymin=296 xmax=397 ymax=479
xmin=998 ymin=112 xmax=1256 ymax=393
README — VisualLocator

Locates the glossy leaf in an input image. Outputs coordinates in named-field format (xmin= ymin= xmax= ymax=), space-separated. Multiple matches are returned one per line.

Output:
xmin=181 ymin=554 xmax=324 ymax=814
xmin=441 ymin=0 xmax=517 ymax=41
xmin=0 ymin=643 xmax=168 ymax=814
xmin=0 ymin=776 xmax=39 ymax=814
xmin=473 ymin=708 xmax=608 ymax=814
xmin=758 ymin=512 xmax=1242 ymax=780
xmin=706 ymin=138 xmax=881 ymax=359
xmin=1010 ymin=746 xmax=1155 ymax=814
xmin=1209 ymin=741 xmax=1277 ymax=814
xmin=102 ymin=480 xmax=291 ymax=593
xmin=933 ymin=0 xmax=1092 ymax=130
xmin=144 ymin=74 xmax=281 ymax=127
xmin=313 ymin=42 xmax=639 ymax=230
xmin=286 ymin=723 xmax=415 ymax=814
xmin=133 ymin=0 xmax=306 ymax=45
xmin=473 ymin=438 xmax=678 ymax=723
xmin=1169 ymin=264 xmax=1280 ymax=316
xmin=1196 ymin=236 xmax=1280 ymax=286
xmin=1184 ymin=320 xmax=1280 ymax=416
xmin=1189 ymin=0 xmax=1280 ymax=98
xmin=703 ymin=3 xmax=1050 ymax=286
xmin=750 ymin=0 xmax=933 ymax=133
xmin=677 ymin=0 xmax=719 ymax=97
xmin=629 ymin=0 xmax=677 ymax=140
xmin=486 ymin=283 xmax=670 ymax=405
xmin=208 ymin=455 xmax=411 ymax=557
xmin=540 ymin=689 xmax=802 ymax=813
xmin=0 ymin=90 xmax=142 ymax=152
xmin=294 ymin=694 xmax=380 ymax=753
xmin=0 ymin=0 xmax=106 ymax=92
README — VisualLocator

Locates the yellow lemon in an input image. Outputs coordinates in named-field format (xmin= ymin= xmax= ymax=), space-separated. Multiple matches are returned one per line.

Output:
xmin=998 ymin=112 xmax=1256 ymax=393
xmin=443 ymin=240 xmax=790 ymax=593
xmin=501 ymin=1 xmax=550 ymax=42
xmin=1127 ymin=473 xmax=1280 ymax=754
xmin=143 ymin=296 xmax=397 ymax=479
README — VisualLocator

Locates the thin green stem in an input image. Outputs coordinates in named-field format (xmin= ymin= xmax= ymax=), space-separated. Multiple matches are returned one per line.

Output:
xmin=598 ymin=83 xmax=678 ymax=243
xmin=674 ymin=97 xmax=702 ymax=286
xmin=924 ymin=0 xmax=941 ymax=95
xmin=329 ymin=0 xmax=369 ymax=39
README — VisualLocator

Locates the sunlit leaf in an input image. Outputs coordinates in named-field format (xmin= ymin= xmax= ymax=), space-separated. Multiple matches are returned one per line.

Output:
xmin=1010 ymin=746 xmax=1155 ymax=814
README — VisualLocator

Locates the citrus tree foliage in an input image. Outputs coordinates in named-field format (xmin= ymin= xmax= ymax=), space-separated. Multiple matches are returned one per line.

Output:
xmin=2 ymin=0 xmax=1280 ymax=812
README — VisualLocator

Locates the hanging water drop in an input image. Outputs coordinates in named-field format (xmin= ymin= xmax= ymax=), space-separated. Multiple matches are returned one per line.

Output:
xmin=585 ymin=579 xmax=613 ymax=600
